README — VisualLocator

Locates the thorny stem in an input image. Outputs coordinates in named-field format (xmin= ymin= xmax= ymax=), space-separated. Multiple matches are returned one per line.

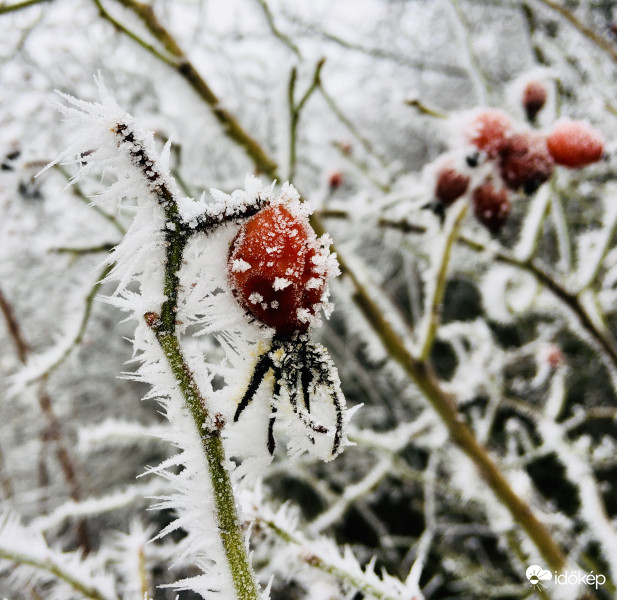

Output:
xmin=311 ymin=211 xmax=568 ymax=574
xmin=97 ymin=0 xmax=278 ymax=177
xmin=152 ymin=330 xmax=259 ymax=600
xmin=115 ymin=122 xmax=259 ymax=600
xmin=0 ymin=548 xmax=112 ymax=600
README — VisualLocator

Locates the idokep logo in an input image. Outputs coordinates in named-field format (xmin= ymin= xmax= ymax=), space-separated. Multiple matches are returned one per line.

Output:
xmin=526 ymin=565 xmax=552 ymax=590
xmin=526 ymin=564 xmax=606 ymax=591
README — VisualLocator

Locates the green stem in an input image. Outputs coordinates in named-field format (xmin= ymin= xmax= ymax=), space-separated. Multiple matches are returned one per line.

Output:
xmin=288 ymin=59 xmax=325 ymax=181
xmin=418 ymin=203 xmax=467 ymax=361
xmin=0 ymin=548 xmax=112 ymax=600
xmin=258 ymin=518 xmax=404 ymax=600
xmin=154 ymin=331 xmax=258 ymax=600
xmin=116 ymin=118 xmax=259 ymax=599
xmin=0 ymin=0 xmax=49 ymax=14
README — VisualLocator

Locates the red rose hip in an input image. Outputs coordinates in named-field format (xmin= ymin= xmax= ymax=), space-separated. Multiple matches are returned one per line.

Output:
xmin=228 ymin=203 xmax=327 ymax=338
xmin=498 ymin=132 xmax=554 ymax=194
xmin=472 ymin=182 xmax=511 ymax=234
xmin=522 ymin=81 xmax=547 ymax=122
xmin=465 ymin=109 xmax=513 ymax=157
xmin=435 ymin=167 xmax=470 ymax=207
xmin=547 ymin=120 xmax=604 ymax=168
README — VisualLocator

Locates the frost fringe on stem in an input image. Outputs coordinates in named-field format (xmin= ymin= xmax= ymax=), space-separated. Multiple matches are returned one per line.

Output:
xmin=47 ymin=80 xmax=262 ymax=600
xmin=45 ymin=79 xmax=350 ymax=599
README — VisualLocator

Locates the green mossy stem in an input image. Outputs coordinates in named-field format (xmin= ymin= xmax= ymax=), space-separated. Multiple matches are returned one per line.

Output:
xmin=147 ymin=199 xmax=259 ymax=600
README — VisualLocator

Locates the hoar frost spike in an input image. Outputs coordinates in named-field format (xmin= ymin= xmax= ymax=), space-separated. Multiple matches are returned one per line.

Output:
xmin=227 ymin=196 xmax=347 ymax=460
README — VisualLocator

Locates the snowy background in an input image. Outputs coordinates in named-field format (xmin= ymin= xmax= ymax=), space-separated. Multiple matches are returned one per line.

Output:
xmin=2 ymin=1 xmax=617 ymax=599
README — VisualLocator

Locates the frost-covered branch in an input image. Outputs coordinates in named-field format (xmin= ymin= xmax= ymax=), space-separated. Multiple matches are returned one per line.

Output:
xmin=0 ymin=514 xmax=116 ymax=600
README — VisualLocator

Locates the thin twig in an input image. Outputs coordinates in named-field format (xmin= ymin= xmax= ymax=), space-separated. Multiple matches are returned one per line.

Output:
xmin=535 ymin=0 xmax=617 ymax=64
xmin=254 ymin=0 xmax=301 ymax=56
xmin=0 ymin=548 xmax=113 ymax=600
xmin=288 ymin=58 xmax=325 ymax=181
xmin=0 ymin=0 xmax=49 ymax=15
xmin=418 ymin=203 xmax=468 ymax=361
xmin=98 ymin=0 xmax=278 ymax=177
xmin=405 ymin=99 xmax=448 ymax=119
xmin=0 ymin=286 xmax=91 ymax=552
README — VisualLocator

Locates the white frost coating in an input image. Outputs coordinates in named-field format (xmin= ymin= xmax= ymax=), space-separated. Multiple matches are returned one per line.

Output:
xmin=47 ymin=83 xmax=251 ymax=599
xmin=238 ymin=486 xmax=423 ymax=600
xmin=0 ymin=512 xmax=117 ymax=600
xmin=480 ymin=264 xmax=538 ymax=324
xmin=514 ymin=184 xmax=551 ymax=262
xmin=31 ymin=479 xmax=168 ymax=532
xmin=272 ymin=277 xmax=291 ymax=290
xmin=249 ymin=291 xmax=264 ymax=304
xmin=232 ymin=258 xmax=252 ymax=273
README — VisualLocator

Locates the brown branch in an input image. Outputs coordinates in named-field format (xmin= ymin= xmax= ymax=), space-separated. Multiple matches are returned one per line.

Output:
xmin=535 ymin=0 xmax=617 ymax=64
xmin=0 ymin=0 xmax=49 ymax=15
xmin=310 ymin=213 xmax=567 ymax=573
xmin=328 ymin=211 xmax=617 ymax=372
xmin=0 ymin=286 xmax=90 ymax=553
xmin=99 ymin=0 xmax=278 ymax=178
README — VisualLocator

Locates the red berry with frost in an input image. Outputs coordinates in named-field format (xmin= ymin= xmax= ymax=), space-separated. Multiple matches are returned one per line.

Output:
xmin=472 ymin=182 xmax=511 ymax=234
xmin=522 ymin=81 xmax=547 ymax=122
xmin=435 ymin=167 xmax=470 ymax=207
xmin=228 ymin=203 xmax=328 ymax=338
xmin=465 ymin=109 xmax=513 ymax=157
xmin=498 ymin=132 xmax=554 ymax=194
xmin=546 ymin=120 xmax=605 ymax=168
xmin=329 ymin=172 xmax=343 ymax=190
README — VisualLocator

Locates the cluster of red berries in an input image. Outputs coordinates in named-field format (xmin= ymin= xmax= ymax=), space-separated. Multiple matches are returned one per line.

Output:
xmin=430 ymin=80 xmax=605 ymax=233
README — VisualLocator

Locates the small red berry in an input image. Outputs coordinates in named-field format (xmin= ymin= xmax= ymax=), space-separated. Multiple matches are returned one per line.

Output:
xmin=465 ymin=109 xmax=513 ymax=157
xmin=522 ymin=81 xmax=547 ymax=122
xmin=472 ymin=182 xmax=511 ymax=234
xmin=340 ymin=142 xmax=353 ymax=155
xmin=498 ymin=132 xmax=554 ymax=194
xmin=329 ymin=172 xmax=344 ymax=190
xmin=546 ymin=119 xmax=605 ymax=168
xmin=544 ymin=345 xmax=565 ymax=369
xmin=228 ymin=203 xmax=327 ymax=338
xmin=435 ymin=167 xmax=470 ymax=207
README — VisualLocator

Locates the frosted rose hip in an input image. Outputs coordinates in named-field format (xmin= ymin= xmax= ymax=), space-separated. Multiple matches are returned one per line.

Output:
xmin=522 ymin=81 xmax=547 ymax=122
xmin=498 ymin=132 xmax=554 ymax=194
xmin=547 ymin=120 xmax=604 ymax=168
xmin=472 ymin=182 xmax=511 ymax=234
xmin=466 ymin=109 xmax=513 ymax=156
xmin=228 ymin=204 xmax=327 ymax=338
xmin=435 ymin=167 xmax=470 ymax=207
